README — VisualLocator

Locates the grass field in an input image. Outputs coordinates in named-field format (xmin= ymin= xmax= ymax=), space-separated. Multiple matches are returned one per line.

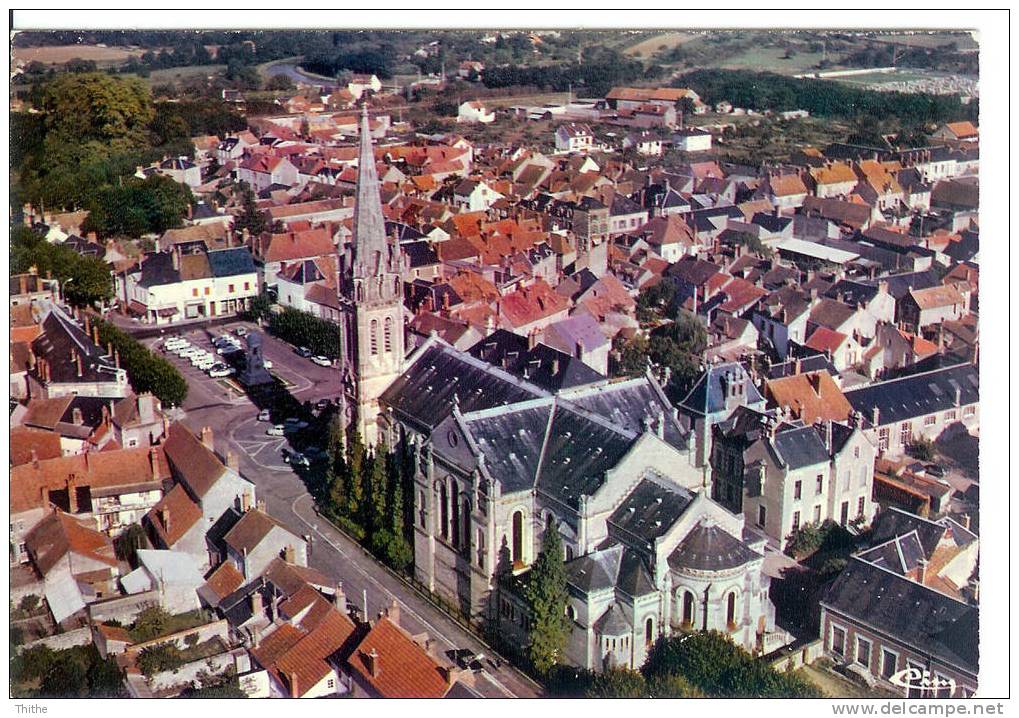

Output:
xmin=121 ymin=64 xmax=227 ymax=87
xmin=12 ymin=44 xmax=149 ymax=66
xmin=870 ymin=32 xmax=978 ymax=51
xmin=623 ymin=32 xmax=696 ymax=58
xmin=719 ymin=46 xmax=828 ymax=74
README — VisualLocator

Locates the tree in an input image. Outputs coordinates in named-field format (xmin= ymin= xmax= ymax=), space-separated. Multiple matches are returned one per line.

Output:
xmin=367 ymin=445 xmax=389 ymax=538
xmin=129 ymin=606 xmax=172 ymax=642
xmin=523 ymin=523 xmax=571 ymax=675
xmin=114 ymin=524 xmax=147 ymax=565
xmin=234 ymin=183 xmax=269 ymax=237
xmin=40 ymin=72 xmax=154 ymax=147
xmin=345 ymin=432 xmax=367 ymax=526
xmin=646 ymin=672 xmax=704 ymax=697
xmin=586 ymin=668 xmax=648 ymax=698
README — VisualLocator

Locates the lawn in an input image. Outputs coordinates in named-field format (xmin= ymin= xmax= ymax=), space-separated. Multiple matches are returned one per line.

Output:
xmin=719 ymin=47 xmax=829 ymax=75
xmin=623 ymin=32 xmax=696 ymax=58
xmin=120 ymin=64 xmax=227 ymax=87
xmin=13 ymin=44 xmax=149 ymax=67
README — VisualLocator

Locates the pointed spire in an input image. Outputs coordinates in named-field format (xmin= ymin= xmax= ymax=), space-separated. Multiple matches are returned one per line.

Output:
xmin=352 ymin=104 xmax=389 ymax=278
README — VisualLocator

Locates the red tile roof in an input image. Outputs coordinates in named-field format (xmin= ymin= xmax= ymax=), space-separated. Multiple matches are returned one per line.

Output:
xmin=347 ymin=617 xmax=451 ymax=698
xmin=805 ymin=326 xmax=849 ymax=354
xmin=258 ymin=228 xmax=335 ymax=264
xmin=765 ymin=370 xmax=853 ymax=424
xmin=202 ymin=560 xmax=245 ymax=602
xmin=25 ymin=510 xmax=118 ymax=575
xmin=163 ymin=422 xmax=225 ymax=499
xmin=9 ymin=427 xmax=63 ymax=467
xmin=499 ymin=279 xmax=569 ymax=329
xmin=147 ymin=483 xmax=202 ymax=547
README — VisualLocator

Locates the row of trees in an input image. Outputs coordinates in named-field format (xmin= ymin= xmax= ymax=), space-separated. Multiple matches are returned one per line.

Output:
xmin=95 ymin=319 xmax=188 ymax=407
xmin=11 ymin=644 xmax=124 ymax=698
xmin=680 ymin=69 xmax=977 ymax=125
xmin=261 ymin=307 xmax=342 ymax=359
xmin=316 ymin=421 xmax=414 ymax=572
xmin=481 ymin=49 xmax=660 ymax=98
xmin=10 ymin=227 xmax=113 ymax=307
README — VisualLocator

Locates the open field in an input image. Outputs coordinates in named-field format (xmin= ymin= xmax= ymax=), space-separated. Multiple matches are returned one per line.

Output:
xmin=719 ymin=47 xmax=828 ymax=74
xmin=12 ymin=44 xmax=148 ymax=66
xmin=624 ymin=32 xmax=696 ymax=57
xmin=121 ymin=64 xmax=227 ymax=87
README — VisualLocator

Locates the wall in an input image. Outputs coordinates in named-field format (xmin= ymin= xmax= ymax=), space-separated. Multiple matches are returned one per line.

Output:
xmin=19 ymin=626 xmax=92 ymax=652
xmin=88 ymin=589 xmax=161 ymax=624
xmin=147 ymin=650 xmax=236 ymax=694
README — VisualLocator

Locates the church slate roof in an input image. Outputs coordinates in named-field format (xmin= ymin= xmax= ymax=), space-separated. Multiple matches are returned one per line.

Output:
xmin=771 ymin=424 xmax=830 ymax=470
xmin=608 ymin=477 xmax=695 ymax=547
xmin=465 ymin=401 xmax=552 ymax=494
xmin=678 ymin=361 xmax=763 ymax=418
xmin=844 ymin=363 xmax=978 ymax=427
xmin=467 ymin=329 xmax=603 ymax=393
xmin=669 ymin=521 xmax=762 ymax=572
xmin=561 ymin=378 xmax=690 ymax=451
xmin=594 ymin=603 xmax=632 ymax=636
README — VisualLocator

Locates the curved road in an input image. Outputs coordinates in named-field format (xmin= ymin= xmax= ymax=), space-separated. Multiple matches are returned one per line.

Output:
xmin=177 ymin=321 xmax=541 ymax=698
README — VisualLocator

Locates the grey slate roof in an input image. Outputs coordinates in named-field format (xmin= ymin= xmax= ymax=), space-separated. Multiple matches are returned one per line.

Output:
xmin=668 ymin=521 xmax=762 ymax=571
xmin=136 ymin=252 xmax=181 ymax=288
xmin=594 ymin=603 xmax=632 ymax=635
xmin=608 ymin=477 xmax=695 ymax=547
xmin=844 ymin=363 xmax=978 ymax=427
xmin=822 ymin=557 xmax=978 ymax=676
xmin=32 ymin=310 xmax=121 ymax=386
xmin=207 ymin=247 xmax=256 ymax=278
xmin=678 ymin=362 xmax=764 ymax=418
xmin=562 ymin=378 xmax=690 ymax=451
xmin=467 ymin=329 xmax=603 ymax=393
xmin=771 ymin=424 xmax=830 ymax=469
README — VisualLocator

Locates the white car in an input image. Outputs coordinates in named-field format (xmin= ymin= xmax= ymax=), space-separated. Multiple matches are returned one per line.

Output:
xmin=311 ymin=355 xmax=332 ymax=367
xmin=266 ymin=424 xmax=285 ymax=437
xmin=195 ymin=358 xmax=216 ymax=370
xmin=262 ymin=359 xmax=273 ymax=370
xmin=164 ymin=339 xmax=186 ymax=350
xmin=257 ymin=409 xmax=271 ymax=422
xmin=208 ymin=366 xmax=235 ymax=378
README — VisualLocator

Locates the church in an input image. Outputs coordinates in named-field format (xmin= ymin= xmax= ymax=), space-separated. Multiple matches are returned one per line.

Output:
xmin=343 ymin=107 xmax=785 ymax=673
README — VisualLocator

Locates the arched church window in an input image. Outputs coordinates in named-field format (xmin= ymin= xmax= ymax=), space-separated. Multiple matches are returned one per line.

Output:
xmin=370 ymin=319 xmax=379 ymax=355
xmin=512 ymin=510 xmax=523 ymax=564
xmin=645 ymin=617 xmax=654 ymax=646
xmin=727 ymin=591 xmax=737 ymax=627
xmin=682 ymin=591 xmax=695 ymax=627
xmin=384 ymin=317 xmax=393 ymax=353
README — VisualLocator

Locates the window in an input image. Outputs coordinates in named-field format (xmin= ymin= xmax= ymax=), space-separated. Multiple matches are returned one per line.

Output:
xmin=792 ymin=511 xmax=801 ymax=532
xmin=477 ymin=529 xmax=485 ymax=568
xmin=566 ymin=546 xmax=574 ymax=561
xmin=813 ymin=505 xmax=822 ymax=524
xmin=384 ymin=317 xmax=393 ymax=353
xmin=881 ymin=649 xmax=899 ymax=680
xmin=794 ymin=481 xmax=802 ymax=500
xmin=935 ymin=674 xmax=954 ymax=699
xmin=757 ymin=505 xmax=766 ymax=528
xmin=899 ymin=422 xmax=911 ymax=446
xmin=944 ymin=409 xmax=957 ymax=422
xmin=327 ymin=678 xmax=335 ymax=689
xmin=858 ymin=465 xmax=868 ymax=487
xmin=645 ymin=617 xmax=654 ymax=645
xmin=418 ymin=491 xmax=426 ymax=528
xmin=854 ymin=446 xmax=860 ymax=459
xmin=878 ymin=428 xmax=889 ymax=451
xmin=566 ymin=605 xmax=576 ymax=621
xmin=726 ymin=592 xmax=737 ymax=627
xmin=924 ymin=415 xmax=937 ymax=427
xmin=228 ymin=284 xmax=235 ymax=293
xmin=439 ymin=483 xmax=448 ymax=540
xmin=369 ymin=319 xmax=379 ymax=355
xmin=244 ymin=282 xmax=250 ymax=291
xmin=192 ymin=288 xmax=198 ymax=297
xmin=831 ymin=625 xmax=846 ymax=657
xmin=856 ymin=637 xmax=872 ymax=668
xmin=682 ymin=591 xmax=695 ymax=626
xmin=906 ymin=662 xmax=924 ymax=698
xmin=858 ymin=496 xmax=866 ymax=518
xmin=204 ymin=287 xmax=210 ymax=295
xmin=963 ymin=405 xmax=975 ymax=417
xmin=512 ymin=510 xmax=523 ymax=564
xmin=816 ymin=475 xmax=824 ymax=495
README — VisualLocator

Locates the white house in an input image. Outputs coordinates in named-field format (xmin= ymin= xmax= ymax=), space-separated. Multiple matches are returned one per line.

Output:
xmin=457 ymin=100 xmax=495 ymax=124
xmin=452 ymin=178 xmax=504 ymax=212
xmin=555 ymin=123 xmax=595 ymax=153
xmin=236 ymin=154 xmax=299 ymax=193
xmin=622 ymin=132 xmax=663 ymax=157
xmin=347 ymin=74 xmax=382 ymax=100
xmin=674 ymin=128 xmax=712 ymax=152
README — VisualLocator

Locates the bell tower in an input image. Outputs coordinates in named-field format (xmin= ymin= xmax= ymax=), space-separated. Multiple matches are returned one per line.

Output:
xmin=338 ymin=105 xmax=408 ymax=446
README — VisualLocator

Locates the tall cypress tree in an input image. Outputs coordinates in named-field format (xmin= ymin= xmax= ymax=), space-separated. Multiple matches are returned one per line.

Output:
xmin=367 ymin=444 xmax=389 ymax=536
xmin=345 ymin=431 xmax=366 ymax=524
xmin=524 ymin=524 xmax=571 ymax=676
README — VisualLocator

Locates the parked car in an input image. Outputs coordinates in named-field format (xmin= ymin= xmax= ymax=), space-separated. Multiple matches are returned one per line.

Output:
xmin=266 ymin=424 xmax=285 ymax=437
xmin=311 ymin=355 xmax=332 ymax=367
xmin=234 ymin=326 xmax=249 ymax=337
xmin=284 ymin=417 xmax=310 ymax=430
xmin=296 ymin=346 xmax=312 ymax=358
xmin=208 ymin=365 xmax=235 ymax=378
xmin=218 ymin=345 xmax=242 ymax=356
xmin=283 ymin=450 xmax=310 ymax=468
xmin=257 ymin=409 xmax=272 ymax=422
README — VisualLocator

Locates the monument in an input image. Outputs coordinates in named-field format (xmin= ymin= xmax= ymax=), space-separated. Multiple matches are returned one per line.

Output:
xmin=238 ymin=331 xmax=274 ymax=387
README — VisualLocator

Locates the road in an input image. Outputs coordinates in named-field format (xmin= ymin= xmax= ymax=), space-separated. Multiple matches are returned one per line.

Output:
xmin=158 ymin=320 xmax=541 ymax=698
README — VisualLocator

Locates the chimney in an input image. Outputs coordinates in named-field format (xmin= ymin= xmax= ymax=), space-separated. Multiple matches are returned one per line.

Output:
xmin=240 ymin=492 xmax=252 ymax=512
xmin=284 ymin=544 xmax=297 ymax=564
xmin=149 ymin=447 xmax=160 ymax=480
xmin=959 ymin=513 xmax=971 ymax=531
xmin=171 ymin=246 xmax=180 ymax=271
xmin=67 ymin=474 xmax=79 ymax=513
xmin=916 ymin=558 xmax=928 ymax=585
xmin=76 ymin=353 xmax=84 ymax=377
xmin=226 ymin=450 xmax=239 ymax=471
xmin=19 ymin=275 xmax=27 ymax=295
xmin=807 ymin=371 xmax=822 ymax=397
xmin=72 ymin=407 xmax=84 ymax=425
xmin=871 ymin=406 xmax=880 ymax=428
xmin=386 ymin=598 xmax=401 ymax=626
xmin=159 ymin=507 xmax=170 ymax=535
xmin=40 ymin=485 xmax=50 ymax=506
xmin=527 ymin=328 xmax=538 ymax=351
xmin=256 ymin=498 xmax=266 ymax=513
xmin=365 ymin=648 xmax=380 ymax=677
xmin=334 ymin=582 xmax=348 ymax=614
xmin=200 ymin=426 xmax=214 ymax=451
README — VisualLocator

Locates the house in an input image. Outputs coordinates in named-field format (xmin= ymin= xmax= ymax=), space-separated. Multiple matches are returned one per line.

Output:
xmin=222 ymin=505 xmax=309 ymax=580
xmin=10 ymin=445 xmax=170 ymax=563
xmin=24 ymin=509 xmax=121 ymax=624
xmin=347 ymin=73 xmax=382 ymax=100
xmin=752 ymin=286 xmax=814 ymax=360
xmin=216 ymin=134 xmax=256 ymax=164
xmin=931 ymin=121 xmax=978 ymax=143
xmin=764 ymin=370 xmax=853 ymax=425
xmin=156 ymin=156 xmax=202 ymax=188
xmin=555 ymin=123 xmax=595 ymax=153
xmin=898 ymin=285 xmax=968 ymax=333
xmin=803 ymin=326 xmax=861 ymax=372
xmin=236 ymin=154 xmax=299 ymax=193
xmin=146 ymin=423 xmax=257 ymax=570
xmin=28 ymin=308 xmax=128 ymax=399
xmin=539 ymin=312 xmax=612 ymax=376
xmin=677 ymin=361 xmax=766 ymax=470
xmin=865 ymin=322 xmax=939 ymax=379
xmin=498 ymin=279 xmax=571 ymax=336
xmin=622 ymin=132 xmax=663 ymax=156
xmin=759 ymin=173 xmax=809 ymax=212
xmin=809 ymin=162 xmax=859 ymax=199
xmin=715 ymin=407 xmax=876 ymax=544
xmin=457 ymin=100 xmax=495 ymax=124
xmin=120 ymin=549 xmax=205 ymax=615
xmin=452 ymin=178 xmax=504 ymax=212
xmin=673 ymin=128 xmax=712 ymax=153
xmin=638 ymin=214 xmax=698 ymax=262
xmin=843 ymin=363 xmax=978 ymax=456
xmin=820 ymin=509 xmax=978 ymax=697
xmin=458 ymin=60 xmax=484 ymax=79
xmin=122 ymin=246 xmax=259 ymax=325
xmin=252 ymin=227 xmax=335 ymax=289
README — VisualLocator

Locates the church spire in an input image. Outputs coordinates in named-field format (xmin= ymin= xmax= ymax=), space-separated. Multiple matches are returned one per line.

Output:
xmin=352 ymin=104 xmax=390 ymax=278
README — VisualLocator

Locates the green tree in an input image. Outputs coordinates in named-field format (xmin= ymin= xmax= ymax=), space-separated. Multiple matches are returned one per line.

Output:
xmin=524 ymin=523 xmax=571 ymax=675
xmin=345 ymin=432 xmax=367 ymax=525
xmin=647 ymin=672 xmax=704 ymax=697
xmin=234 ymin=183 xmax=268 ymax=237
xmin=367 ymin=445 xmax=389 ymax=538
xmin=114 ymin=524 xmax=147 ymax=565
xmin=586 ymin=668 xmax=648 ymax=697
xmin=40 ymin=72 xmax=154 ymax=147
xmin=129 ymin=606 xmax=172 ymax=642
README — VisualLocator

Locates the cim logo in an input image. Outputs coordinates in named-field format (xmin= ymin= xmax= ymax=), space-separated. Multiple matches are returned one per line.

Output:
xmin=889 ymin=666 xmax=956 ymax=696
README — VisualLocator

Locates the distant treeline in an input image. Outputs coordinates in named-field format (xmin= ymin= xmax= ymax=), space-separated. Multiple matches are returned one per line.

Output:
xmin=481 ymin=49 xmax=661 ymax=98
xmin=678 ymin=69 xmax=977 ymax=125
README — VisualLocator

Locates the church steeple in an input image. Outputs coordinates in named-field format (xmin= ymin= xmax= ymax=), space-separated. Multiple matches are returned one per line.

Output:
xmin=338 ymin=103 xmax=407 ymax=447
xmin=351 ymin=104 xmax=393 ymax=279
